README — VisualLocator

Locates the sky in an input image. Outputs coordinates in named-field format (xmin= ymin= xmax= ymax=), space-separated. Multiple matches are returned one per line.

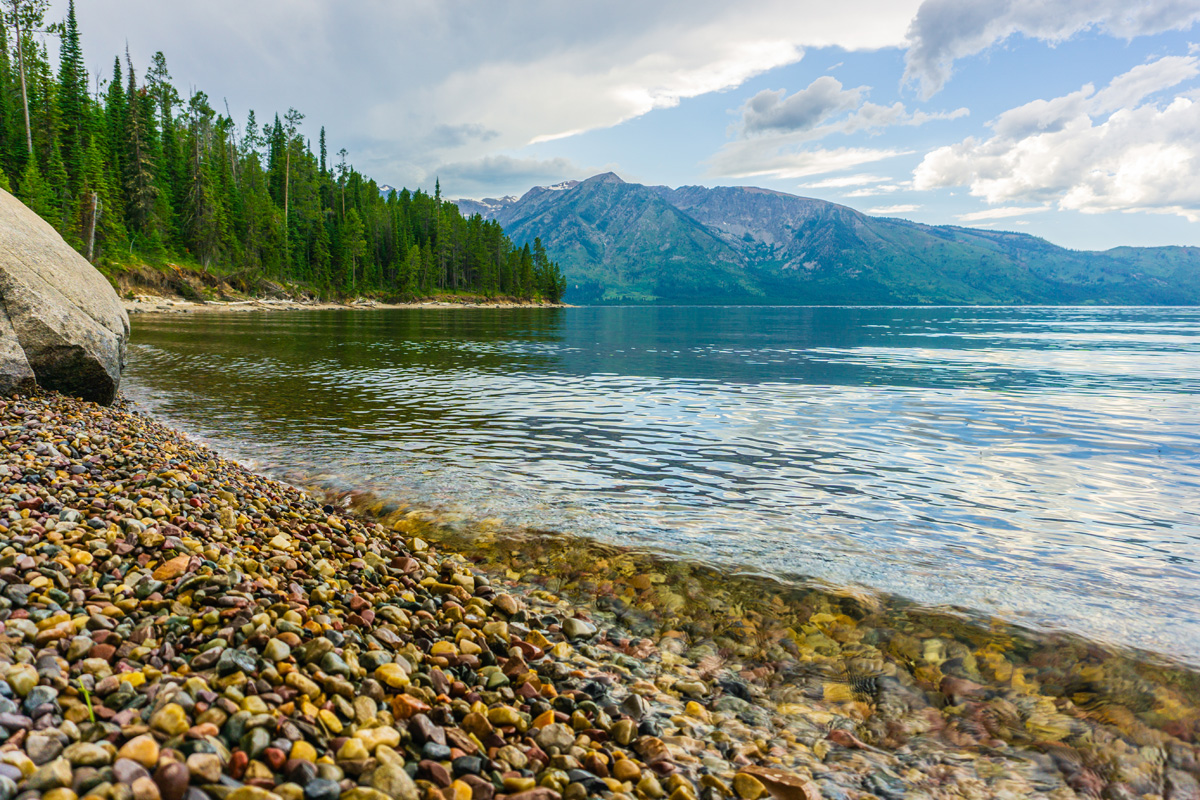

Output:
xmin=48 ymin=0 xmax=1200 ymax=250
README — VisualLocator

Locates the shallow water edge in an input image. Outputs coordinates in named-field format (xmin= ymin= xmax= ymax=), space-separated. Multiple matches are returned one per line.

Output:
xmin=10 ymin=385 xmax=1197 ymax=798
xmin=124 ymin=305 xmax=1200 ymax=664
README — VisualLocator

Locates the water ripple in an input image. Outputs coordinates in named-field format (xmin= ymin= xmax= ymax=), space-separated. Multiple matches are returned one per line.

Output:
xmin=125 ymin=306 xmax=1200 ymax=665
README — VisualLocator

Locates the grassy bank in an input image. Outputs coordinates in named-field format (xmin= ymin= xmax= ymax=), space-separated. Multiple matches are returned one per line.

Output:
xmin=0 ymin=389 xmax=1197 ymax=800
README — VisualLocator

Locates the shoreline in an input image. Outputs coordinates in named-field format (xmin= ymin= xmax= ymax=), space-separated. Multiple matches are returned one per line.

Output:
xmin=123 ymin=297 xmax=572 ymax=316
xmin=1 ymin=390 xmax=1198 ymax=800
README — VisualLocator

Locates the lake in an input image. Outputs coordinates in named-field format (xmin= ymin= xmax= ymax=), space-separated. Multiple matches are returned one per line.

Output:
xmin=124 ymin=305 xmax=1200 ymax=666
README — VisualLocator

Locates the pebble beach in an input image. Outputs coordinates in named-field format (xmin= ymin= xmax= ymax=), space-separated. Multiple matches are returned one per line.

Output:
xmin=1 ymin=389 xmax=1198 ymax=800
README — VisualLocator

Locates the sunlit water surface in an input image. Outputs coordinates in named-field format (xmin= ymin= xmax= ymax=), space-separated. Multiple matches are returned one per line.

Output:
xmin=124 ymin=306 xmax=1200 ymax=665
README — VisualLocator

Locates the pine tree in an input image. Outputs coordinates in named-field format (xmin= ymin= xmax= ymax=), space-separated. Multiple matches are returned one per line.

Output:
xmin=183 ymin=90 xmax=219 ymax=267
xmin=0 ymin=22 xmax=18 ymax=183
xmin=519 ymin=242 xmax=533 ymax=299
xmin=17 ymin=153 xmax=53 ymax=221
xmin=123 ymin=51 xmax=157 ymax=236
xmin=280 ymin=107 xmax=303 ymax=260
xmin=4 ymin=0 xmax=50 ymax=159
xmin=103 ymin=56 xmax=126 ymax=191
xmin=342 ymin=207 xmax=365 ymax=291
xmin=0 ymin=8 xmax=562 ymax=303
xmin=145 ymin=51 xmax=176 ymax=125
xmin=56 ymin=0 xmax=86 ymax=190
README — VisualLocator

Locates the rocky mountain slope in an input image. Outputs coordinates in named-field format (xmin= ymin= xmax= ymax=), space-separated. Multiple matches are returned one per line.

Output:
xmin=453 ymin=174 xmax=1200 ymax=305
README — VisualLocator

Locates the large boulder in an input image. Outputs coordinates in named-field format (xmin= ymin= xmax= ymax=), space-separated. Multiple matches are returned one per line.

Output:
xmin=0 ymin=189 xmax=129 ymax=404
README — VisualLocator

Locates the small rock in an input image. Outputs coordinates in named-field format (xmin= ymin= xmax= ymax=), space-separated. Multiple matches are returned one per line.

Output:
xmin=638 ymin=775 xmax=666 ymax=799
xmin=27 ymin=758 xmax=73 ymax=791
xmin=621 ymin=694 xmax=650 ymax=720
xmin=303 ymin=780 xmax=340 ymax=800
xmin=369 ymin=763 xmax=419 ymax=800
xmin=493 ymin=595 xmax=520 ymax=616
xmin=185 ymin=754 xmax=222 ymax=784
xmin=733 ymin=774 xmax=766 ymax=800
xmin=336 ymin=738 xmax=369 ymax=763
xmin=227 ymin=788 xmax=283 ymax=800
xmin=535 ymin=723 xmax=576 ymax=752
xmin=216 ymin=649 xmax=257 ymax=677
xmin=487 ymin=706 xmax=521 ymax=727
xmin=63 ymin=742 xmax=112 ymax=768
xmin=263 ymin=639 xmax=291 ymax=662
xmin=609 ymin=719 xmax=636 ymax=746
xmin=562 ymin=619 xmax=596 ymax=641
xmin=375 ymin=664 xmax=409 ymax=689
xmin=613 ymin=760 xmax=641 ymax=782
xmin=355 ymin=726 xmax=400 ymax=753
xmin=150 ymin=703 xmax=190 ymax=736
xmin=152 ymin=555 xmax=191 ymax=581
xmin=25 ymin=731 xmax=64 ymax=765
xmin=113 ymin=758 xmax=152 ymax=785
xmin=153 ymin=762 xmax=190 ymax=800
xmin=7 ymin=666 xmax=37 ymax=697
xmin=117 ymin=736 xmax=161 ymax=769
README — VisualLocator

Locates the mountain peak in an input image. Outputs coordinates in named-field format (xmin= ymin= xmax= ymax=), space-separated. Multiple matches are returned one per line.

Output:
xmin=583 ymin=171 xmax=625 ymax=186
xmin=489 ymin=177 xmax=1200 ymax=305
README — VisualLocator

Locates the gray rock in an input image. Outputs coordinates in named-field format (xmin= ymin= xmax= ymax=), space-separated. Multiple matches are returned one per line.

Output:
xmin=0 ymin=308 xmax=33 ymax=395
xmin=26 ymin=757 xmax=72 ymax=791
xmin=262 ymin=638 xmax=291 ymax=662
xmin=562 ymin=618 xmax=596 ymax=641
xmin=304 ymin=779 xmax=341 ymax=800
xmin=25 ymin=731 xmax=63 ymax=764
xmin=113 ymin=758 xmax=152 ymax=785
xmin=63 ymin=741 xmax=113 ymax=767
xmin=534 ymin=723 xmax=576 ymax=752
xmin=216 ymin=648 xmax=256 ymax=676
xmin=0 ymin=188 xmax=129 ymax=403
xmin=621 ymin=693 xmax=650 ymax=720
xmin=369 ymin=763 xmax=419 ymax=800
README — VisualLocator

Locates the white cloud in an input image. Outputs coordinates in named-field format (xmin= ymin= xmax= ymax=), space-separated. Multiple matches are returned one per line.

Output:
xmin=904 ymin=0 xmax=1200 ymax=98
xmin=435 ymin=155 xmax=592 ymax=197
xmin=868 ymin=204 xmax=921 ymax=215
xmin=710 ymin=143 xmax=913 ymax=180
xmin=913 ymin=56 xmax=1200 ymax=221
xmin=1092 ymin=55 xmax=1200 ymax=111
xmin=740 ymin=77 xmax=864 ymax=135
xmin=955 ymin=206 xmax=1050 ymax=223
xmin=55 ymin=0 xmax=925 ymax=195
xmin=799 ymin=173 xmax=892 ymax=188
xmin=714 ymin=73 xmax=964 ymax=184
xmin=733 ymin=77 xmax=967 ymax=143
xmin=844 ymin=184 xmax=905 ymax=197
xmin=841 ymin=101 xmax=968 ymax=134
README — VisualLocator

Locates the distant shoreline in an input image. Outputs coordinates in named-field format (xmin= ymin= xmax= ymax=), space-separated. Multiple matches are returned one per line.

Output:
xmin=124 ymin=296 xmax=572 ymax=315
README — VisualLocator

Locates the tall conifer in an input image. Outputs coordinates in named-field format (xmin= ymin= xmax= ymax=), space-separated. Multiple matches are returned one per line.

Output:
xmin=56 ymin=0 xmax=85 ymax=189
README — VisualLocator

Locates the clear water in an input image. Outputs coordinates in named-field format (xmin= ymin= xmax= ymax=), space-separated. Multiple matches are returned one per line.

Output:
xmin=124 ymin=306 xmax=1200 ymax=666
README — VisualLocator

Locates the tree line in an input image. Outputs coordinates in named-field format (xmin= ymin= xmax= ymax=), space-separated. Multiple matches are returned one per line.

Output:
xmin=0 ymin=0 xmax=566 ymax=302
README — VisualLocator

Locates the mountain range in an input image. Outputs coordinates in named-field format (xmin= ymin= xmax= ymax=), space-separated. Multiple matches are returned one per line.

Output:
xmin=452 ymin=173 xmax=1200 ymax=305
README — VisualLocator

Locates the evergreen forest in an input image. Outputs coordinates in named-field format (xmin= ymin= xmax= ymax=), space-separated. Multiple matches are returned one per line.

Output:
xmin=0 ymin=0 xmax=566 ymax=302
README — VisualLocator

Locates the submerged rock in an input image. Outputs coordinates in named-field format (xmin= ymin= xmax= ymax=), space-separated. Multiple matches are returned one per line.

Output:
xmin=0 ymin=388 xmax=1195 ymax=800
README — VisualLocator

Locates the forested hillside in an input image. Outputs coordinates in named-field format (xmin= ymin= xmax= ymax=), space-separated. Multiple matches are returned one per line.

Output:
xmin=0 ymin=0 xmax=565 ymax=302
xmin=467 ymin=174 xmax=1200 ymax=305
